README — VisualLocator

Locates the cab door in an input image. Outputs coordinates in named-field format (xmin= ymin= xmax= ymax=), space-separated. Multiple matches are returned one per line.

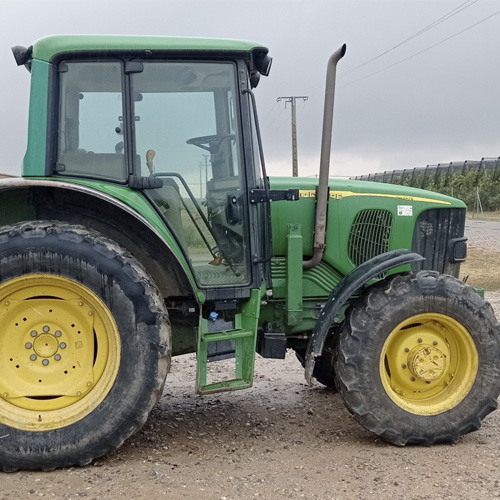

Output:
xmin=130 ymin=60 xmax=257 ymax=294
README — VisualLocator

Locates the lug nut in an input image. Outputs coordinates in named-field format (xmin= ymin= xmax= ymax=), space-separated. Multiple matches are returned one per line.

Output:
xmin=55 ymin=330 xmax=62 ymax=337
xmin=417 ymin=338 xmax=423 ymax=343
xmin=401 ymin=363 xmax=407 ymax=369
xmin=30 ymin=330 xmax=37 ymax=337
xmin=60 ymin=342 xmax=67 ymax=349
xmin=433 ymin=341 xmax=438 ymax=346
xmin=54 ymin=354 xmax=61 ymax=361
xmin=42 ymin=359 xmax=49 ymax=366
xmin=410 ymin=376 xmax=416 ymax=382
xmin=30 ymin=354 xmax=37 ymax=361
xmin=404 ymin=347 xmax=410 ymax=353
xmin=25 ymin=342 xmax=32 ymax=349
xmin=43 ymin=325 xmax=50 ymax=332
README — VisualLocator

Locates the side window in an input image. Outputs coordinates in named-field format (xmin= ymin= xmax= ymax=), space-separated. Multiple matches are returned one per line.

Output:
xmin=78 ymin=92 xmax=123 ymax=153
xmin=57 ymin=61 xmax=127 ymax=181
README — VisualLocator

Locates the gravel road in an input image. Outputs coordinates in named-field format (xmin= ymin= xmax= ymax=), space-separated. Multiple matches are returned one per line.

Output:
xmin=466 ymin=219 xmax=500 ymax=250
xmin=1 ymin=221 xmax=500 ymax=500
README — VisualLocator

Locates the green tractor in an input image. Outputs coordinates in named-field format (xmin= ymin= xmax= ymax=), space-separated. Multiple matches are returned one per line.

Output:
xmin=1 ymin=35 xmax=499 ymax=470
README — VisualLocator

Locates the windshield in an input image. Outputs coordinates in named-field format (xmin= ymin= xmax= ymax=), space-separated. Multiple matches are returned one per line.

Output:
xmin=133 ymin=62 xmax=250 ymax=286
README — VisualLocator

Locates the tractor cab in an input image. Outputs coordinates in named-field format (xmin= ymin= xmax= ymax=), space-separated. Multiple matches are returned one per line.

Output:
xmin=21 ymin=36 xmax=273 ymax=297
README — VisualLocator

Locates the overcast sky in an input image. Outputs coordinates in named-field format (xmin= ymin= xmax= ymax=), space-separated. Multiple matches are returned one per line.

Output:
xmin=1 ymin=0 xmax=499 ymax=178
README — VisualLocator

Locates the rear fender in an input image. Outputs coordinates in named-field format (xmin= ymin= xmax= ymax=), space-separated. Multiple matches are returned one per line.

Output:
xmin=0 ymin=178 xmax=198 ymax=302
xmin=304 ymin=249 xmax=424 ymax=384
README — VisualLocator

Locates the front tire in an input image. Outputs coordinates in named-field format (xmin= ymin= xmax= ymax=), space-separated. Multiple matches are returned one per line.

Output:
xmin=0 ymin=221 xmax=171 ymax=470
xmin=335 ymin=271 xmax=500 ymax=445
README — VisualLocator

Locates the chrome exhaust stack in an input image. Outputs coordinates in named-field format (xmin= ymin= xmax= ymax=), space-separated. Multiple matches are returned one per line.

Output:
xmin=303 ymin=44 xmax=346 ymax=270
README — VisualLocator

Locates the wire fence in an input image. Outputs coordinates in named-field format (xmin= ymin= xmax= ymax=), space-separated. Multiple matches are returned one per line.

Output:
xmin=351 ymin=157 xmax=500 ymax=212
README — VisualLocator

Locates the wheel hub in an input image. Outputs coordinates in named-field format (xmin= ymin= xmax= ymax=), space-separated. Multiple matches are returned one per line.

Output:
xmin=408 ymin=345 xmax=447 ymax=381
xmin=380 ymin=313 xmax=479 ymax=415
xmin=33 ymin=332 xmax=60 ymax=359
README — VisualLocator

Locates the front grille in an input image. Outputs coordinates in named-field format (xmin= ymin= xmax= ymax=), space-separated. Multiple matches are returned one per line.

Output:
xmin=348 ymin=209 xmax=392 ymax=266
xmin=411 ymin=208 xmax=466 ymax=277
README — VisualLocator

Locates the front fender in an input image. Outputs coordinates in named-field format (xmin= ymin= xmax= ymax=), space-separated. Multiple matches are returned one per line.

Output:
xmin=304 ymin=249 xmax=424 ymax=385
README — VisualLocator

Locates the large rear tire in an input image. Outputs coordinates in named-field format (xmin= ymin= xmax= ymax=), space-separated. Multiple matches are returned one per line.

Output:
xmin=335 ymin=271 xmax=500 ymax=445
xmin=0 ymin=221 xmax=171 ymax=470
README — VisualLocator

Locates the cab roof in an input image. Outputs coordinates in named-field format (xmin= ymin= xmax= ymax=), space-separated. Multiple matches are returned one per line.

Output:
xmin=31 ymin=34 xmax=269 ymax=62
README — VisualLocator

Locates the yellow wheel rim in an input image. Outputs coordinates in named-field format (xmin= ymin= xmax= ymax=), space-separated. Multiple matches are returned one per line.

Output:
xmin=380 ymin=313 xmax=478 ymax=415
xmin=0 ymin=274 xmax=120 ymax=431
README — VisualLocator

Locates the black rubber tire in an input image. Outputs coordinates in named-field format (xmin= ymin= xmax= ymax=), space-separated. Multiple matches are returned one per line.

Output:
xmin=335 ymin=271 xmax=500 ymax=446
xmin=0 ymin=221 xmax=171 ymax=471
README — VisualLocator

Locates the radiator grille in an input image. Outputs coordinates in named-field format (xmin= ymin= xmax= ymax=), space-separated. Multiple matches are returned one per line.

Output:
xmin=411 ymin=208 xmax=466 ymax=278
xmin=348 ymin=209 xmax=392 ymax=266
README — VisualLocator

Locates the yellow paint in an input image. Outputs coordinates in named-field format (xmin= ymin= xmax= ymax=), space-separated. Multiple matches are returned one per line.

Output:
xmin=299 ymin=189 xmax=451 ymax=205
xmin=0 ymin=274 xmax=120 ymax=431
xmin=379 ymin=313 xmax=478 ymax=415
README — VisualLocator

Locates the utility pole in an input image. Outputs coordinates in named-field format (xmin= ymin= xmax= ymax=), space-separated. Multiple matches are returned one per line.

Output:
xmin=276 ymin=96 xmax=308 ymax=177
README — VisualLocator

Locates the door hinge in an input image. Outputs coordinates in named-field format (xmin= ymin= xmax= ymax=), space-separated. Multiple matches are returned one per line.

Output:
xmin=249 ymin=188 xmax=300 ymax=204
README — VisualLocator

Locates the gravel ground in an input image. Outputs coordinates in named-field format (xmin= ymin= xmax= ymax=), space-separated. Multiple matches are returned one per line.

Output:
xmin=465 ymin=219 xmax=500 ymax=251
xmin=1 ymin=221 xmax=500 ymax=500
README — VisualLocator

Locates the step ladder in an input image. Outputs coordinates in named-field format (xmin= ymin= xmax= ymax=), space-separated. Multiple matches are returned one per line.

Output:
xmin=195 ymin=289 xmax=261 ymax=395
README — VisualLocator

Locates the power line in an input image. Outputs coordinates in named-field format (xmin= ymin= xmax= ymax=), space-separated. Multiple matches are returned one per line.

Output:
xmin=302 ymin=0 xmax=487 ymax=97
xmin=263 ymin=112 xmax=292 ymax=138
xmin=259 ymin=98 xmax=281 ymax=122
xmin=343 ymin=0 xmax=479 ymax=76
xmin=261 ymin=105 xmax=287 ymax=132
xmin=342 ymin=8 xmax=500 ymax=87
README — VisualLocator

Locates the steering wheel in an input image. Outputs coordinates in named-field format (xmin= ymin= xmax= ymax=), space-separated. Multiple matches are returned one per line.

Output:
xmin=186 ymin=134 xmax=235 ymax=152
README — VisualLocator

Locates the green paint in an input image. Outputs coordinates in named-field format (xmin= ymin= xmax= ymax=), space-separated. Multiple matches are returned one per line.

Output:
xmin=286 ymin=224 xmax=303 ymax=326
xmin=32 ymin=35 xmax=268 ymax=62
xmin=23 ymin=59 xmax=50 ymax=177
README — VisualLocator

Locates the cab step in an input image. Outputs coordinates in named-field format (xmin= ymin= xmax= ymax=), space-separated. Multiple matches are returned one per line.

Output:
xmin=195 ymin=289 xmax=262 ymax=395
xmin=196 ymin=327 xmax=256 ymax=394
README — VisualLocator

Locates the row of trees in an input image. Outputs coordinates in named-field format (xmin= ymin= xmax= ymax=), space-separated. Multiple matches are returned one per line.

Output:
xmin=353 ymin=158 xmax=500 ymax=212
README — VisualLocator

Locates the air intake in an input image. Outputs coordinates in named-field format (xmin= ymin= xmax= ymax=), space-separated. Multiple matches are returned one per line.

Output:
xmin=348 ymin=209 xmax=392 ymax=266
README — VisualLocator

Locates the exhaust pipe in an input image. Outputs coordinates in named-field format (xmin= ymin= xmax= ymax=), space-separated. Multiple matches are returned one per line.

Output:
xmin=303 ymin=44 xmax=346 ymax=270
